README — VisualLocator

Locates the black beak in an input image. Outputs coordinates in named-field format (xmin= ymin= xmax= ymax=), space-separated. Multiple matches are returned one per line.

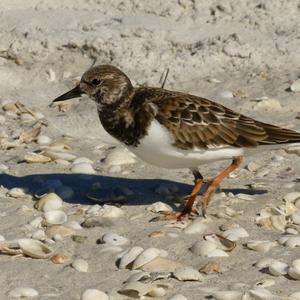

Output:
xmin=51 ymin=85 xmax=83 ymax=105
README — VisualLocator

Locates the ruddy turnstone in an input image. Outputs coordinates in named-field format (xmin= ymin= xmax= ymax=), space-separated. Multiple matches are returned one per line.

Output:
xmin=52 ymin=65 xmax=300 ymax=219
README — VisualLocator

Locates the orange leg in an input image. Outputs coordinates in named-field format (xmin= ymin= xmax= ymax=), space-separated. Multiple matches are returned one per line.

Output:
xmin=200 ymin=156 xmax=243 ymax=217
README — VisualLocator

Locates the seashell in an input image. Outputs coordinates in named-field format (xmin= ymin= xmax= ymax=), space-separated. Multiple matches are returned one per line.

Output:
xmin=31 ymin=230 xmax=46 ymax=241
xmin=254 ymin=278 xmax=275 ymax=288
xmin=236 ymin=193 xmax=255 ymax=201
xmin=141 ymin=256 xmax=182 ymax=272
xmin=99 ymin=245 xmax=123 ymax=253
xmin=190 ymin=240 xmax=217 ymax=257
xmin=8 ymin=187 xmax=28 ymax=198
xmin=81 ymin=289 xmax=109 ymax=300
xmin=256 ymin=215 xmax=287 ymax=232
xmin=119 ymin=282 xmax=166 ymax=298
xmin=288 ymin=259 xmax=300 ymax=280
xmin=292 ymin=211 xmax=300 ymax=225
xmin=289 ymin=292 xmax=300 ymax=299
xmin=183 ymin=219 xmax=208 ymax=235
xmin=18 ymin=238 xmax=54 ymax=259
xmin=29 ymin=217 xmax=43 ymax=228
xmin=37 ymin=135 xmax=51 ymax=145
xmin=222 ymin=227 xmax=249 ymax=241
xmin=246 ymin=240 xmax=277 ymax=253
xmin=43 ymin=150 xmax=76 ymax=161
xmin=104 ymin=147 xmax=136 ymax=166
xmin=44 ymin=210 xmax=67 ymax=225
xmin=100 ymin=233 xmax=129 ymax=246
xmin=0 ymin=235 xmax=5 ymax=242
xmin=169 ymin=294 xmax=187 ymax=300
xmin=284 ymin=192 xmax=300 ymax=203
xmin=46 ymin=225 xmax=76 ymax=238
xmin=98 ymin=205 xmax=124 ymax=218
xmin=219 ymin=90 xmax=234 ymax=99
xmin=173 ymin=267 xmax=203 ymax=281
xmin=285 ymin=235 xmax=300 ymax=248
xmin=9 ymin=287 xmax=39 ymax=298
xmin=118 ymin=246 xmax=144 ymax=269
xmin=35 ymin=193 xmax=63 ymax=212
xmin=147 ymin=201 xmax=173 ymax=213
xmin=71 ymin=162 xmax=96 ymax=174
xmin=208 ymin=249 xmax=229 ymax=257
xmin=73 ymin=157 xmax=94 ymax=164
xmin=211 ymin=290 xmax=244 ymax=300
xmin=18 ymin=126 xmax=41 ymax=143
xmin=254 ymin=258 xmax=276 ymax=269
xmin=24 ymin=152 xmax=51 ymax=163
xmin=51 ymin=254 xmax=69 ymax=264
xmin=290 ymin=78 xmax=300 ymax=92
xmin=47 ymin=142 xmax=72 ymax=152
xmin=71 ymin=258 xmax=88 ymax=272
xmin=248 ymin=287 xmax=275 ymax=299
xmin=268 ymin=260 xmax=289 ymax=276
xmin=132 ymin=248 xmax=161 ymax=270
xmin=125 ymin=271 xmax=150 ymax=283
xmin=286 ymin=227 xmax=299 ymax=235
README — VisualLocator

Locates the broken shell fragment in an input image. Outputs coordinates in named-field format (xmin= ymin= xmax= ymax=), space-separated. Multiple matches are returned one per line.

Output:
xmin=44 ymin=210 xmax=67 ymax=225
xmin=24 ymin=152 xmax=51 ymax=163
xmin=268 ymin=260 xmax=289 ymax=276
xmin=173 ymin=267 xmax=203 ymax=281
xmin=132 ymin=248 xmax=161 ymax=270
xmin=119 ymin=282 xmax=166 ymax=298
xmin=118 ymin=246 xmax=144 ymax=269
xmin=246 ymin=240 xmax=277 ymax=253
xmin=71 ymin=258 xmax=88 ymax=272
xmin=18 ymin=238 xmax=54 ymax=259
xmin=141 ymin=256 xmax=182 ymax=272
xmin=222 ymin=227 xmax=249 ymax=241
xmin=183 ymin=219 xmax=208 ymax=235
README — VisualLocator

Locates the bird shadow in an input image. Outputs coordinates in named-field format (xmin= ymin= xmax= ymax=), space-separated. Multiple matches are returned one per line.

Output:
xmin=0 ymin=173 xmax=267 ymax=207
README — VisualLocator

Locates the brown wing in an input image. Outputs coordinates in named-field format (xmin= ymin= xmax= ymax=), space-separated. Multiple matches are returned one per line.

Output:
xmin=149 ymin=92 xmax=300 ymax=150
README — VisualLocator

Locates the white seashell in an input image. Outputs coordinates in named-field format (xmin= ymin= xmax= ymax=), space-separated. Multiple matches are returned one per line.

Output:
xmin=248 ymin=288 xmax=275 ymax=299
xmin=81 ymin=289 xmax=108 ymax=300
xmin=219 ymin=90 xmax=234 ymax=98
xmin=29 ymin=217 xmax=43 ymax=228
xmin=147 ymin=201 xmax=172 ymax=213
xmin=285 ymin=236 xmax=300 ymax=248
xmin=132 ymin=248 xmax=161 ymax=270
xmin=288 ymin=259 xmax=300 ymax=280
xmin=9 ymin=287 xmax=39 ymax=298
xmin=292 ymin=211 xmax=300 ymax=225
xmin=119 ymin=282 xmax=166 ymax=298
xmin=190 ymin=241 xmax=217 ymax=257
xmin=211 ymin=290 xmax=244 ymax=300
xmin=284 ymin=192 xmax=300 ymax=203
xmin=24 ymin=152 xmax=51 ymax=163
xmin=254 ymin=258 xmax=276 ymax=269
xmin=35 ymin=193 xmax=63 ymax=212
xmin=18 ymin=238 xmax=54 ymax=259
xmin=222 ymin=227 xmax=249 ymax=241
xmin=290 ymin=78 xmax=300 ymax=92
xmin=71 ymin=162 xmax=96 ymax=174
xmin=169 ymin=295 xmax=188 ymax=300
xmin=173 ymin=267 xmax=203 ymax=281
xmin=246 ymin=240 xmax=277 ymax=252
xmin=8 ymin=187 xmax=27 ymax=198
xmin=37 ymin=135 xmax=51 ymax=145
xmin=183 ymin=219 xmax=208 ymax=235
xmin=100 ymin=233 xmax=129 ymax=246
xmin=74 ymin=157 xmax=94 ymax=164
xmin=118 ymin=246 xmax=144 ymax=269
xmin=98 ymin=205 xmax=124 ymax=218
xmin=71 ymin=258 xmax=88 ymax=272
xmin=43 ymin=150 xmax=76 ymax=161
xmin=255 ymin=98 xmax=282 ymax=112
xmin=104 ymin=147 xmax=136 ymax=166
xmin=268 ymin=260 xmax=289 ymax=276
xmin=44 ymin=210 xmax=67 ymax=225
xmin=31 ymin=230 xmax=46 ymax=241
xmin=0 ymin=235 xmax=5 ymax=242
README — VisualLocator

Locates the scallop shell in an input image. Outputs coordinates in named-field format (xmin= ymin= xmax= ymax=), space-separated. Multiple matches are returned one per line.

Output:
xmin=9 ymin=287 xmax=39 ymax=298
xmin=35 ymin=193 xmax=63 ymax=212
xmin=118 ymin=246 xmax=144 ymax=269
xmin=211 ymin=290 xmax=244 ymax=300
xmin=18 ymin=238 xmax=54 ymax=259
xmin=222 ymin=227 xmax=249 ymax=241
xmin=44 ymin=210 xmax=67 ymax=225
xmin=100 ymin=233 xmax=129 ymax=246
xmin=183 ymin=219 xmax=208 ymax=235
xmin=268 ymin=260 xmax=289 ymax=276
xmin=288 ymin=259 xmax=300 ymax=280
xmin=71 ymin=258 xmax=88 ymax=272
xmin=189 ymin=240 xmax=217 ymax=257
xmin=119 ymin=282 xmax=166 ymax=298
xmin=246 ymin=240 xmax=277 ymax=252
xmin=132 ymin=248 xmax=161 ymax=270
xmin=173 ymin=267 xmax=203 ymax=281
xmin=81 ymin=289 xmax=109 ymax=300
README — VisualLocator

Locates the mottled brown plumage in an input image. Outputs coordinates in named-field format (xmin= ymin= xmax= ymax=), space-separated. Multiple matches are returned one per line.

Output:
xmin=52 ymin=64 xmax=300 ymax=219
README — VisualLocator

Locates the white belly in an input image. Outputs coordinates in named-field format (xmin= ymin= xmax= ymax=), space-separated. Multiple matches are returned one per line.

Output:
xmin=127 ymin=120 xmax=244 ymax=169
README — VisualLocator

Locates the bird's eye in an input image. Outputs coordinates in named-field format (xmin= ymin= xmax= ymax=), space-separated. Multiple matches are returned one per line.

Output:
xmin=91 ymin=79 xmax=101 ymax=85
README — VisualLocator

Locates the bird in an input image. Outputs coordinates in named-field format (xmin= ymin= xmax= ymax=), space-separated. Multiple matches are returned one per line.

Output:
xmin=52 ymin=64 xmax=300 ymax=220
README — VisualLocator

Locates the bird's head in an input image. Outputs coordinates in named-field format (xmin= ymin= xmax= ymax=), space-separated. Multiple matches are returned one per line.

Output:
xmin=52 ymin=65 xmax=133 ymax=109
